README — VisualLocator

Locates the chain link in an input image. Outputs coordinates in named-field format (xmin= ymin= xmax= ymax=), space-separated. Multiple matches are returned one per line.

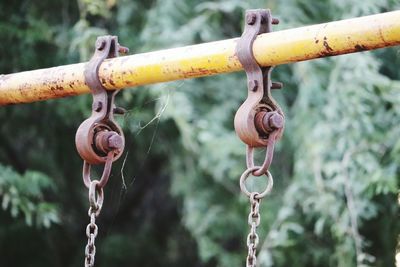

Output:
xmin=246 ymin=192 xmax=261 ymax=267
xmin=85 ymin=211 xmax=98 ymax=267
xmin=240 ymin=167 xmax=274 ymax=267
xmin=84 ymin=180 xmax=103 ymax=267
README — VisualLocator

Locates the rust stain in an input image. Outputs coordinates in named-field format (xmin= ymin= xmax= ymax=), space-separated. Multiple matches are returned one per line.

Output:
xmin=354 ymin=44 xmax=367 ymax=51
xmin=316 ymin=50 xmax=341 ymax=58
xmin=323 ymin=37 xmax=334 ymax=53
xmin=378 ymin=27 xmax=386 ymax=43
xmin=182 ymin=67 xmax=219 ymax=77
xmin=109 ymin=79 xmax=116 ymax=86
xmin=18 ymin=83 xmax=30 ymax=97
xmin=50 ymin=84 xmax=65 ymax=93
xmin=59 ymin=91 xmax=78 ymax=97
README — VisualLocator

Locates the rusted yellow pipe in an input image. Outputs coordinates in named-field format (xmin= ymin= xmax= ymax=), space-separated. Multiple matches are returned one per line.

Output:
xmin=1 ymin=10 xmax=399 ymax=105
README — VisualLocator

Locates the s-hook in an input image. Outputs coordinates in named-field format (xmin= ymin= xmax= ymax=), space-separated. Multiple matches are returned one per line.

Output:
xmin=235 ymin=9 xmax=284 ymax=267
xmin=75 ymin=35 xmax=128 ymax=267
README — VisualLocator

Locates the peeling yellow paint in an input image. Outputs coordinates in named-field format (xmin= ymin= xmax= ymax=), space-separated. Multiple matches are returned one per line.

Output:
xmin=0 ymin=11 xmax=399 ymax=105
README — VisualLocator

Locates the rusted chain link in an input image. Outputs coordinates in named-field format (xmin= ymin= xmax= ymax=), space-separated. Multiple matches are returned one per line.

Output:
xmin=246 ymin=130 xmax=279 ymax=177
xmin=240 ymin=167 xmax=273 ymax=199
xmin=246 ymin=193 xmax=261 ymax=267
xmin=240 ymin=168 xmax=273 ymax=267
xmin=85 ymin=211 xmax=98 ymax=267
xmin=82 ymin=151 xmax=114 ymax=189
xmin=84 ymin=180 xmax=103 ymax=267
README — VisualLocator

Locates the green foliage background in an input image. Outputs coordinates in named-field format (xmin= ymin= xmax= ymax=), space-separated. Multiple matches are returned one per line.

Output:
xmin=0 ymin=0 xmax=399 ymax=266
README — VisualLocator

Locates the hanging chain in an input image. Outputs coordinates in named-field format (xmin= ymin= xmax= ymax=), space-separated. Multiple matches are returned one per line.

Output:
xmin=85 ymin=211 xmax=98 ymax=267
xmin=246 ymin=192 xmax=261 ymax=267
xmin=84 ymin=180 xmax=104 ymax=267
xmin=240 ymin=167 xmax=273 ymax=267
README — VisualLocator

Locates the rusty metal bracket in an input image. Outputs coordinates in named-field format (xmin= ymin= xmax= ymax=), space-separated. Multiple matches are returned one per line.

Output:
xmin=75 ymin=35 xmax=128 ymax=188
xmin=234 ymin=9 xmax=285 ymax=176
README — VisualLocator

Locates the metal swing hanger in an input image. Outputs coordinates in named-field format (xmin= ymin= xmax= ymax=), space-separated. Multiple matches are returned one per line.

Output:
xmin=76 ymin=35 xmax=128 ymax=189
xmin=75 ymin=35 xmax=129 ymax=267
xmin=235 ymin=9 xmax=285 ymax=177
xmin=235 ymin=9 xmax=285 ymax=267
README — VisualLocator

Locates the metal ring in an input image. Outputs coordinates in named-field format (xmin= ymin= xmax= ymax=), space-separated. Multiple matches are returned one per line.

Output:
xmin=83 ymin=151 xmax=114 ymax=189
xmin=240 ymin=166 xmax=273 ymax=199
xmin=88 ymin=180 xmax=104 ymax=215
xmin=246 ymin=130 xmax=278 ymax=177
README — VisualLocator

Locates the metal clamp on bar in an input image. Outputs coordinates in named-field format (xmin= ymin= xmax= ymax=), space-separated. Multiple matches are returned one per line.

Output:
xmin=75 ymin=35 xmax=128 ymax=188
xmin=234 ymin=9 xmax=285 ymax=176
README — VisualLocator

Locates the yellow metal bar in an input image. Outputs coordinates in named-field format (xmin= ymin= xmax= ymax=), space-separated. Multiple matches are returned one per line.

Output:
xmin=1 ymin=11 xmax=399 ymax=105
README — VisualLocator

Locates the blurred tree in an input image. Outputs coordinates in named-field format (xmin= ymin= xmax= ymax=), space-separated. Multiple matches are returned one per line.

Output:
xmin=0 ymin=0 xmax=398 ymax=267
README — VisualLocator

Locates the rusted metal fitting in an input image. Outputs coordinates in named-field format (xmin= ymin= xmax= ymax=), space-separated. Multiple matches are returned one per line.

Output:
xmin=255 ymin=111 xmax=284 ymax=136
xmin=271 ymin=82 xmax=283 ymax=89
xmin=113 ymin=106 xmax=127 ymax=115
xmin=76 ymin=120 xmax=125 ymax=165
xmin=75 ymin=35 xmax=127 ymax=165
xmin=235 ymin=9 xmax=285 ymax=177
xmin=272 ymin=18 xmax=280 ymax=25
xmin=234 ymin=9 xmax=284 ymax=147
xmin=94 ymin=131 xmax=124 ymax=154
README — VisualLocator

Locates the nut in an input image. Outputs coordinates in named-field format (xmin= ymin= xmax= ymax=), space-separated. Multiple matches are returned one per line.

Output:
xmin=107 ymin=133 xmax=123 ymax=150
xmin=272 ymin=18 xmax=280 ymax=25
xmin=94 ymin=131 xmax=124 ymax=155
xmin=268 ymin=113 xmax=284 ymax=129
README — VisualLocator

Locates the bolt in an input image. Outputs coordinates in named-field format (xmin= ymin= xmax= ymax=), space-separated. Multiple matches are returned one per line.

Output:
xmin=255 ymin=111 xmax=284 ymax=136
xmin=247 ymin=13 xmax=256 ymax=25
xmin=268 ymin=112 xmax=284 ymax=129
xmin=118 ymin=45 xmax=129 ymax=54
xmin=272 ymin=18 xmax=280 ymax=25
xmin=271 ymin=82 xmax=283 ymax=90
xmin=96 ymin=40 xmax=106 ymax=51
xmin=95 ymin=131 xmax=124 ymax=154
xmin=249 ymin=80 xmax=258 ymax=92
xmin=107 ymin=133 xmax=124 ymax=150
xmin=93 ymin=101 xmax=102 ymax=112
xmin=113 ymin=106 xmax=127 ymax=115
